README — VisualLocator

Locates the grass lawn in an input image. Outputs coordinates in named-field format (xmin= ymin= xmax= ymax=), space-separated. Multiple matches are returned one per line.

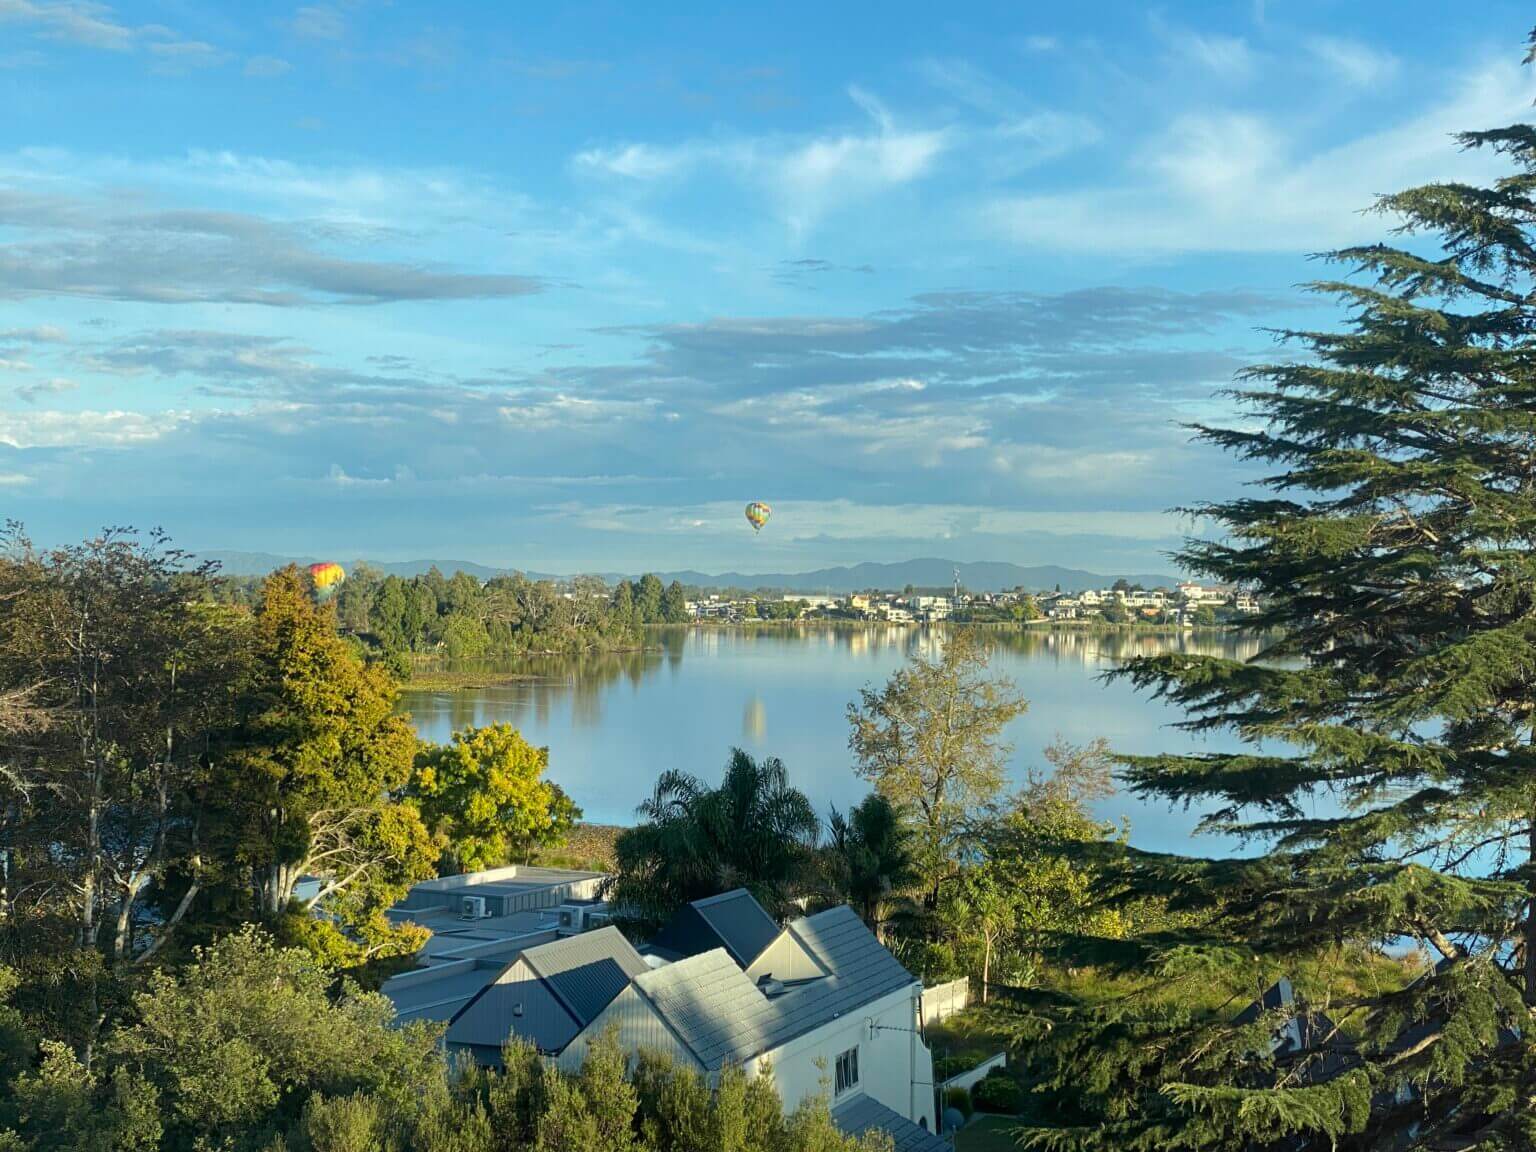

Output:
xmin=955 ymin=1115 xmax=1022 ymax=1151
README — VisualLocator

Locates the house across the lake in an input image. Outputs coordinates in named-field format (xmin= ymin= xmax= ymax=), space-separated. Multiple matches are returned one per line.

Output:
xmin=382 ymin=877 xmax=943 ymax=1149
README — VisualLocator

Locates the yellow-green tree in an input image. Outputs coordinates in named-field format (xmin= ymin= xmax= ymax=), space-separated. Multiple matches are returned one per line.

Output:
xmin=217 ymin=568 xmax=434 ymax=950
xmin=410 ymin=724 xmax=574 ymax=872
xmin=847 ymin=630 xmax=1027 ymax=904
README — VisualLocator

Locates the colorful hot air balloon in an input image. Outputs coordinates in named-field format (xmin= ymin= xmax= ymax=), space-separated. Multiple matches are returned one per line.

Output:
xmin=308 ymin=562 xmax=346 ymax=601
xmin=744 ymin=502 xmax=771 ymax=534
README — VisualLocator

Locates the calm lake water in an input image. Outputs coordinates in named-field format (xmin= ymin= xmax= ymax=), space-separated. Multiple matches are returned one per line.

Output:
xmin=400 ymin=627 xmax=1271 ymax=856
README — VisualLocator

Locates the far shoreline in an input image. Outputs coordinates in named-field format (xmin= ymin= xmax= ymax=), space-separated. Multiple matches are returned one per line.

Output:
xmin=399 ymin=620 xmax=1250 ymax=693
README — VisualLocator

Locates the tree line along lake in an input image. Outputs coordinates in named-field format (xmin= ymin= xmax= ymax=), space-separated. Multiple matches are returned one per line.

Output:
xmin=399 ymin=625 xmax=1277 ymax=855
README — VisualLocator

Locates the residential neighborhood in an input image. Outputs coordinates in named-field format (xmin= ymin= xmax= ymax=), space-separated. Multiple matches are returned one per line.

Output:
xmin=685 ymin=580 xmax=1261 ymax=627
xmin=382 ymin=867 xmax=951 ymax=1150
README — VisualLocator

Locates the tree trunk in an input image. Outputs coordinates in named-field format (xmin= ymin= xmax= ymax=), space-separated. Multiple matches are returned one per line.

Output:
xmin=982 ymin=936 xmax=991 ymax=1004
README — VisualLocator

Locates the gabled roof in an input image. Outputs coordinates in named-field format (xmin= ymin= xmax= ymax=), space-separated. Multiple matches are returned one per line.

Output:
xmin=1232 ymin=978 xmax=1355 ymax=1084
xmin=633 ymin=948 xmax=782 ymax=1068
xmin=629 ymin=905 xmax=918 ymax=1070
xmin=648 ymin=888 xmax=781 ymax=967
xmin=446 ymin=926 xmax=648 ymax=1055
xmin=834 ymin=1095 xmax=948 ymax=1152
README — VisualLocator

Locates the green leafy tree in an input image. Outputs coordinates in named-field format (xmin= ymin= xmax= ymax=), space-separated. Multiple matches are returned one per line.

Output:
xmin=409 ymin=725 xmax=572 ymax=872
xmin=635 ymin=575 xmax=665 ymax=624
xmin=216 ymin=569 xmax=434 ymax=948
xmin=1021 ymin=56 xmax=1536 ymax=1150
xmin=661 ymin=581 xmax=689 ymax=624
xmin=847 ymin=630 xmax=1028 ymax=904
xmin=0 ymin=527 xmax=247 ymax=976
xmin=610 ymin=749 xmax=820 ymax=928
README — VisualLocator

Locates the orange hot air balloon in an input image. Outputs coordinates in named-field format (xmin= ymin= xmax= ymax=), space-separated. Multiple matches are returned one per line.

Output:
xmin=308 ymin=562 xmax=346 ymax=601
xmin=744 ymin=502 xmax=771 ymax=534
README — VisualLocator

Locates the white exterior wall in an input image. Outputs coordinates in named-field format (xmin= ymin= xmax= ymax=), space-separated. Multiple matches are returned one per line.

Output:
xmin=746 ymin=983 xmax=935 ymax=1134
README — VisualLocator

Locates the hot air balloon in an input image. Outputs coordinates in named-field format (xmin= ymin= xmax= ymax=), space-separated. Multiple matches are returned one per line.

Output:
xmin=308 ymin=562 xmax=346 ymax=601
xmin=744 ymin=502 xmax=771 ymax=534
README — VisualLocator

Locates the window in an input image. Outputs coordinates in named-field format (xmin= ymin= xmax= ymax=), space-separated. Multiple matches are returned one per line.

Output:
xmin=834 ymin=1046 xmax=860 ymax=1096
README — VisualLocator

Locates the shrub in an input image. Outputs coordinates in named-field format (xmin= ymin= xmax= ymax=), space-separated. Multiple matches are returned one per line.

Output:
xmin=944 ymin=1086 xmax=972 ymax=1120
xmin=972 ymin=1069 xmax=1021 ymax=1114
xmin=933 ymin=1055 xmax=972 ymax=1082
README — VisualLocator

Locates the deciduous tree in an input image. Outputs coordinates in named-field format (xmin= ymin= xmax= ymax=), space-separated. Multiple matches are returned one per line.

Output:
xmin=847 ymin=630 xmax=1027 ymax=903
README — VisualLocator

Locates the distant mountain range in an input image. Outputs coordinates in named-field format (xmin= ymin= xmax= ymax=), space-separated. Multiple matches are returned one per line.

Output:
xmin=196 ymin=551 xmax=1180 ymax=594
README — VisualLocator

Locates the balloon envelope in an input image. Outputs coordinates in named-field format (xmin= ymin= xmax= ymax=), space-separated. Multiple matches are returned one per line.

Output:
xmin=308 ymin=562 xmax=346 ymax=600
xmin=744 ymin=502 xmax=771 ymax=533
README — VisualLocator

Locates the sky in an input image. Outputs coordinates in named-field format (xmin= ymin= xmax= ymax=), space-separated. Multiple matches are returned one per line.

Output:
xmin=2 ymin=1 xmax=1534 ymax=576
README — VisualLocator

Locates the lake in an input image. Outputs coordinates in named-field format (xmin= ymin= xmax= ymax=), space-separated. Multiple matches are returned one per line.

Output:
xmin=399 ymin=626 xmax=1269 ymax=856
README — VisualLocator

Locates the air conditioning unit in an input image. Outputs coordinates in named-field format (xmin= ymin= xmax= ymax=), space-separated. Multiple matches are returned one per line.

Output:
xmin=555 ymin=903 xmax=610 ymax=935
xmin=460 ymin=895 xmax=490 ymax=920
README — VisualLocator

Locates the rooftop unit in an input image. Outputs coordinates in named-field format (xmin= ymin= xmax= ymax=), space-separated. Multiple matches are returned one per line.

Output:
xmin=556 ymin=901 xmax=612 ymax=935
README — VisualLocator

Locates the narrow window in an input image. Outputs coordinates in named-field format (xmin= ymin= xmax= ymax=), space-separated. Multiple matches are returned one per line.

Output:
xmin=834 ymin=1046 xmax=860 ymax=1095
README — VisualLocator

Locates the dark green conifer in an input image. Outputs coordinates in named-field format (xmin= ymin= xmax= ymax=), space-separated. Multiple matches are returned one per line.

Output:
xmin=1021 ymin=32 xmax=1536 ymax=1151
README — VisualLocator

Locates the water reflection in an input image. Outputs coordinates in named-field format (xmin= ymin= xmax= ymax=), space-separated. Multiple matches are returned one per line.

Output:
xmin=400 ymin=625 xmax=1265 ymax=853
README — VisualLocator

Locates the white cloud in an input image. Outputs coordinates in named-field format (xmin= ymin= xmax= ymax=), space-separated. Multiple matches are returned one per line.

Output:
xmin=289 ymin=5 xmax=343 ymax=40
xmin=573 ymin=143 xmax=691 ymax=181
xmin=0 ymin=0 xmax=134 ymax=50
xmin=985 ymin=55 xmax=1536 ymax=253
xmin=0 ymin=472 xmax=33 ymax=486
xmin=0 ymin=408 xmax=192 ymax=448
xmin=243 ymin=54 xmax=291 ymax=78
xmin=572 ymin=87 xmax=947 ymax=233
xmin=1308 ymin=36 xmax=1399 ymax=88
xmin=14 ymin=376 xmax=76 ymax=402
xmin=0 ymin=324 xmax=67 ymax=342
xmin=559 ymin=498 xmax=1190 ymax=543
xmin=1156 ymin=19 xmax=1253 ymax=80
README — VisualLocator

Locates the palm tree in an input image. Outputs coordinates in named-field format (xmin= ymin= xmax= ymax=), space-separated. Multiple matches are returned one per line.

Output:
xmin=827 ymin=793 xmax=918 ymax=942
xmin=610 ymin=748 xmax=820 ymax=929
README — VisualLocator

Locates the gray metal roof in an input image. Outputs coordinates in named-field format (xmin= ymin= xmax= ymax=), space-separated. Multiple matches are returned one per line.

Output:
xmin=383 ymin=964 xmax=502 ymax=1024
xmin=633 ymin=949 xmax=783 ymax=1067
xmin=523 ymin=927 xmax=650 ymax=1024
xmin=446 ymin=927 xmax=648 ymax=1055
xmin=648 ymin=888 xmax=781 ymax=967
xmin=633 ymin=906 xmax=917 ymax=1070
xmin=693 ymin=889 xmax=781 ymax=966
xmin=645 ymin=890 xmax=774 ymax=970
xmin=833 ymin=1095 xmax=948 ymax=1152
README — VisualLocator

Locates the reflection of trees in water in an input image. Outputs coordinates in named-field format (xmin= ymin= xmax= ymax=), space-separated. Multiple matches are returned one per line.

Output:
xmin=406 ymin=626 xmax=1269 ymax=734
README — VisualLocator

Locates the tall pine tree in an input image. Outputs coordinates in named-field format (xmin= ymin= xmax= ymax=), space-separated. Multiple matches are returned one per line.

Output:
xmin=1021 ymin=34 xmax=1536 ymax=1152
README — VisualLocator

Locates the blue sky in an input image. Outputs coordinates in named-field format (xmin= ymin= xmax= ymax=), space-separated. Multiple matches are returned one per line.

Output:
xmin=2 ymin=1 xmax=1533 ymax=575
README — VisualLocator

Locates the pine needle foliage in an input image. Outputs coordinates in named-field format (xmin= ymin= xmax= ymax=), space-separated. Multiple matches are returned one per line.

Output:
xmin=1018 ymin=32 xmax=1536 ymax=1151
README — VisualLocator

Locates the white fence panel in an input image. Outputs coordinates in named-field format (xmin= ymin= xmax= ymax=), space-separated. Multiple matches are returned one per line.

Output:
xmin=920 ymin=977 xmax=969 ymax=1026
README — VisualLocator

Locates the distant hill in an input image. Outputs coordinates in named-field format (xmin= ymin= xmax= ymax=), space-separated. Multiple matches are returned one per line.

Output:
xmin=196 ymin=551 xmax=1179 ymax=593
xmin=648 ymin=559 xmax=1181 ymax=594
xmin=195 ymin=551 xmax=546 ymax=581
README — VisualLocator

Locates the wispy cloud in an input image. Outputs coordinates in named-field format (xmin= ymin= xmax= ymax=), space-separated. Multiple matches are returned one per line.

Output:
xmin=985 ymin=55 xmax=1534 ymax=253
xmin=0 ymin=0 xmax=225 ymax=69
xmin=1307 ymin=36 xmax=1399 ymax=88
xmin=289 ymin=5 xmax=344 ymax=41
xmin=574 ymin=86 xmax=948 ymax=233
xmin=243 ymin=54 xmax=292 ymax=78
xmin=0 ymin=182 xmax=546 ymax=305
xmin=0 ymin=0 xmax=134 ymax=50
xmin=1153 ymin=17 xmax=1254 ymax=80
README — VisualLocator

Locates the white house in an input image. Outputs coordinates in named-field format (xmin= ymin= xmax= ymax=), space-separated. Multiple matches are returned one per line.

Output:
xmin=432 ymin=888 xmax=942 ymax=1150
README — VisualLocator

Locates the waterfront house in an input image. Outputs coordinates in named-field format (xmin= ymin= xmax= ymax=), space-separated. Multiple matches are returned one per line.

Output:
xmin=395 ymin=884 xmax=942 ymax=1147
